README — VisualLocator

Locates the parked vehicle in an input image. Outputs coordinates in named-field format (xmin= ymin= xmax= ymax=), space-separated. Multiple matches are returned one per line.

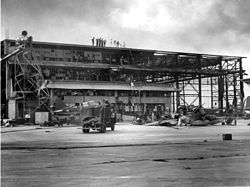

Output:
xmin=80 ymin=101 xmax=116 ymax=133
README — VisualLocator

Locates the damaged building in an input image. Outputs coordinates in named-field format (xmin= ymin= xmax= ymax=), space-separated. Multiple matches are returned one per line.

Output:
xmin=0 ymin=38 xmax=246 ymax=123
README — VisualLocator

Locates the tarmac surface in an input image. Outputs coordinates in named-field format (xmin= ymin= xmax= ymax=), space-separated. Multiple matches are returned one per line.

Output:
xmin=1 ymin=119 xmax=250 ymax=186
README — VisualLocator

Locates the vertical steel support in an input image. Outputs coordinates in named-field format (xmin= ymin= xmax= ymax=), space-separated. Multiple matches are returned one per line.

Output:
xmin=5 ymin=61 xmax=9 ymax=118
xmin=239 ymin=58 xmax=244 ymax=107
xmin=233 ymin=75 xmax=237 ymax=118
xmin=182 ymin=81 xmax=186 ymax=105
xmin=198 ymin=76 xmax=202 ymax=106
xmin=218 ymin=57 xmax=224 ymax=113
xmin=175 ymin=75 xmax=180 ymax=108
xmin=50 ymin=88 xmax=53 ymax=110
xmin=172 ymin=92 xmax=175 ymax=112
xmin=174 ymin=54 xmax=180 ymax=110
xmin=225 ymin=75 xmax=229 ymax=110
xmin=233 ymin=60 xmax=237 ymax=111
xmin=210 ymin=77 xmax=213 ymax=108
xmin=197 ymin=55 xmax=202 ymax=106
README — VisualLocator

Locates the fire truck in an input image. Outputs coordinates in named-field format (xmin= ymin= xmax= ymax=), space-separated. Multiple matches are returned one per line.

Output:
xmin=80 ymin=101 xmax=116 ymax=133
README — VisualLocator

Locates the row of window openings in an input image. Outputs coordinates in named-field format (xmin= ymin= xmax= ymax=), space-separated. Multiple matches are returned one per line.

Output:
xmin=56 ymin=90 xmax=170 ymax=97
xmin=33 ymin=49 xmax=161 ymax=66
xmin=9 ymin=44 xmax=218 ymax=67
xmin=73 ymin=103 xmax=154 ymax=110
xmin=43 ymin=68 xmax=107 ymax=81
xmin=35 ymin=53 xmax=129 ymax=64
xmin=35 ymin=54 xmax=200 ymax=68
xmin=42 ymin=68 xmax=166 ymax=82
xmin=35 ymin=54 xmax=198 ymax=67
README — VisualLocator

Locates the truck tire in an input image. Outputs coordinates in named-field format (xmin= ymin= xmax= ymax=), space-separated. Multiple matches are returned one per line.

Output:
xmin=100 ymin=124 xmax=106 ymax=133
xmin=82 ymin=124 xmax=90 ymax=133
xmin=82 ymin=129 xmax=90 ymax=133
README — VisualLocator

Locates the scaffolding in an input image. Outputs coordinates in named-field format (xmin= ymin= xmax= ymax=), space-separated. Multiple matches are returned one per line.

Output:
xmin=142 ymin=51 xmax=245 ymax=114
xmin=1 ymin=39 xmax=52 ymax=119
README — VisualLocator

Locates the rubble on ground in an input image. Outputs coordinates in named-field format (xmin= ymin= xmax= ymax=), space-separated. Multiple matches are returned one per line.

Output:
xmin=134 ymin=105 xmax=223 ymax=127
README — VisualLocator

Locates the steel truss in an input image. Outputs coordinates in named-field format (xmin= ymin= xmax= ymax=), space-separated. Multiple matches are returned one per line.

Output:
xmin=12 ymin=44 xmax=52 ymax=118
xmin=2 ymin=39 xmax=245 ymax=116
xmin=126 ymin=51 xmax=245 ymax=113
xmin=177 ymin=57 xmax=244 ymax=113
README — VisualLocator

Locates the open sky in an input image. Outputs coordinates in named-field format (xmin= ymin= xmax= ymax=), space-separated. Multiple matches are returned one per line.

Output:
xmin=1 ymin=0 xmax=250 ymax=96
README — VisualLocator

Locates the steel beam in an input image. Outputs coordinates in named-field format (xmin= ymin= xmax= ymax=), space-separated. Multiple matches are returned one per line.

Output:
xmin=218 ymin=57 xmax=224 ymax=113
xmin=239 ymin=58 xmax=244 ymax=106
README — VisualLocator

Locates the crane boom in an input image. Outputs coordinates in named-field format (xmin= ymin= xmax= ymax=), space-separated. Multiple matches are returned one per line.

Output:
xmin=1 ymin=45 xmax=24 ymax=63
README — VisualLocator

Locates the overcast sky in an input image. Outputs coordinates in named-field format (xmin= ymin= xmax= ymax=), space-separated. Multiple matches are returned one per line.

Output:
xmin=1 ymin=0 xmax=250 ymax=95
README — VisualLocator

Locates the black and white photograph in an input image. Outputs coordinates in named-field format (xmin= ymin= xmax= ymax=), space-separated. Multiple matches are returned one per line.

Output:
xmin=1 ymin=0 xmax=250 ymax=186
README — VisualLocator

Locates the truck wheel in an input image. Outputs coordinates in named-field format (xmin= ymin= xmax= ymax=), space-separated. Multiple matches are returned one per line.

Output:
xmin=82 ymin=129 xmax=90 ymax=133
xmin=100 ymin=124 xmax=106 ymax=133
xmin=82 ymin=124 xmax=90 ymax=133
xmin=111 ymin=123 xmax=115 ymax=131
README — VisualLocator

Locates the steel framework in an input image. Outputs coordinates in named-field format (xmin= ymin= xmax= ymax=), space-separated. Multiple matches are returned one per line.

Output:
xmin=2 ymin=42 xmax=52 ymax=118
xmin=1 ymin=38 xmax=246 ymax=119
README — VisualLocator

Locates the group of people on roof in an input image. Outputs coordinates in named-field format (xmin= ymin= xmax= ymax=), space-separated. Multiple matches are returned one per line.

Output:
xmin=92 ymin=37 xmax=107 ymax=47
xmin=91 ymin=37 xmax=126 ymax=48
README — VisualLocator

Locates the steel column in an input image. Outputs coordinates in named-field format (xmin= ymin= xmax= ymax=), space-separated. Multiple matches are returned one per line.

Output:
xmin=239 ymin=58 xmax=244 ymax=106
xmin=197 ymin=55 xmax=202 ymax=106
xmin=218 ymin=57 xmax=224 ymax=113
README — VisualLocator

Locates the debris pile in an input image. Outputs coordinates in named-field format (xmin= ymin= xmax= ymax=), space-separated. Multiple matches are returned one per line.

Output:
xmin=133 ymin=105 xmax=222 ymax=127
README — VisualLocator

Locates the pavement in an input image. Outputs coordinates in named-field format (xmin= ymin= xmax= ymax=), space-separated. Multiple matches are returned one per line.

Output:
xmin=1 ymin=124 xmax=77 ymax=133
xmin=1 ymin=119 xmax=250 ymax=186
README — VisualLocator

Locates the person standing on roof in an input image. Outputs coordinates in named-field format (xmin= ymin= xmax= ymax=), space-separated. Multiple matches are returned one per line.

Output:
xmin=96 ymin=38 xmax=99 ymax=46
xmin=91 ymin=37 xmax=95 ymax=46
xmin=99 ymin=37 xmax=102 ymax=47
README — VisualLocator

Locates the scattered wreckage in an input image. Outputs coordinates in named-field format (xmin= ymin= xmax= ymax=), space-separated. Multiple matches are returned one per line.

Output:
xmin=133 ymin=105 xmax=237 ymax=127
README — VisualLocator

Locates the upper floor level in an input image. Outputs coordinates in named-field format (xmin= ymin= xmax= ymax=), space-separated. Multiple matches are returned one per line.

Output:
xmin=2 ymin=39 xmax=245 ymax=73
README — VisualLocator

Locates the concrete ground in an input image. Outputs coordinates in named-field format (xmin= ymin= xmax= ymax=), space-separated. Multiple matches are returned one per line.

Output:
xmin=1 ymin=120 xmax=250 ymax=186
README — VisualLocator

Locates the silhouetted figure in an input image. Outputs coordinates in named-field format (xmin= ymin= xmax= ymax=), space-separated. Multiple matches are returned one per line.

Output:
xmin=91 ymin=37 xmax=95 ymax=46
xmin=99 ymin=38 xmax=101 ymax=47
xmin=96 ymin=38 xmax=99 ymax=46
xmin=104 ymin=40 xmax=106 ymax=47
